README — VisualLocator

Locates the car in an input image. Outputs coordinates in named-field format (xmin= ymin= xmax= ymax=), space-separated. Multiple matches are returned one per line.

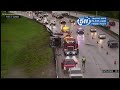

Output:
xmin=90 ymin=28 xmax=97 ymax=32
xmin=56 ymin=14 xmax=64 ymax=19
xmin=64 ymin=46 xmax=78 ymax=56
xmin=106 ymin=25 xmax=110 ymax=29
xmin=69 ymin=20 xmax=75 ymax=23
xmin=61 ymin=57 xmax=77 ymax=70
xmin=52 ymin=13 xmax=58 ymax=17
xmin=107 ymin=40 xmax=119 ymax=48
xmin=109 ymin=21 xmax=115 ymax=26
xmin=60 ymin=20 xmax=66 ymax=25
xmin=42 ymin=12 xmax=48 ymax=17
xmin=69 ymin=67 xmax=84 ymax=78
xmin=77 ymin=28 xmax=84 ymax=35
xmin=36 ymin=17 xmax=42 ymax=21
xmin=43 ymin=18 xmax=49 ymax=24
xmin=50 ymin=20 xmax=56 ymax=26
xmin=98 ymin=34 xmax=106 ymax=39
xmin=62 ymin=13 xmax=69 ymax=16
xmin=38 ymin=11 xmax=44 ymax=14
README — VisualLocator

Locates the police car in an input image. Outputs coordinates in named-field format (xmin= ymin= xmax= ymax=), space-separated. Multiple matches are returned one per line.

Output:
xmin=107 ymin=40 xmax=119 ymax=48
xmin=98 ymin=34 xmax=106 ymax=39
xmin=77 ymin=28 xmax=84 ymax=35
xmin=90 ymin=28 xmax=97 ymax=32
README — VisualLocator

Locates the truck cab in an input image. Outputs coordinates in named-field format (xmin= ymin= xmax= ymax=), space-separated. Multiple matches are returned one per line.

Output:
xmin=63 ymin=36 xmax=79 ymax=55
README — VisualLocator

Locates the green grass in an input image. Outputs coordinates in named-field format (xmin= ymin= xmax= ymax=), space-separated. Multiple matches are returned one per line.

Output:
xmin=1 ymin=15 xmax=53 ymax=77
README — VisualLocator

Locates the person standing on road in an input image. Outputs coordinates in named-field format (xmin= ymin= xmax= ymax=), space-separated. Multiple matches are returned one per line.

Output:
xmin=82 ymin=56 xmax=86 ymax=68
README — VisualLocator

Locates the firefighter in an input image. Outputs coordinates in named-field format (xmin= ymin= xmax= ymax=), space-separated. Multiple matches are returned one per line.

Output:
xmin=82 ymin=56 xmax=86 ymax=68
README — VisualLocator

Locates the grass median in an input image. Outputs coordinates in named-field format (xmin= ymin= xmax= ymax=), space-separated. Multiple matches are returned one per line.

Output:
xmin=1 ymin=15 xmax=55 ymax=78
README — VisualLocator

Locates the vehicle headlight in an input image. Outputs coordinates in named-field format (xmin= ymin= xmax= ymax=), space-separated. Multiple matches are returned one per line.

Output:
xmin=66 ymin=52 xmax=69 ymax=54
xmin=72 ymin=51 xmax=75 ymax=54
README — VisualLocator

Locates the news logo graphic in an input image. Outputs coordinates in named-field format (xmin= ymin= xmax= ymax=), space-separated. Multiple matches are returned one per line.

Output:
xmin=77 ymin=16 xmax=108 ymax=26
xmin=2 ymin=13 xmax=21 ymax=19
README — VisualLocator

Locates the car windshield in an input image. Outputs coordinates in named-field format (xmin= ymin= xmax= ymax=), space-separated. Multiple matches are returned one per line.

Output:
xmin=67 ymin=47 xmax=74 ymax=51
xmin=64 ymin=60 xmax=76 ymax=65
xmin=70 ymin=70 xmax=81 ymax=74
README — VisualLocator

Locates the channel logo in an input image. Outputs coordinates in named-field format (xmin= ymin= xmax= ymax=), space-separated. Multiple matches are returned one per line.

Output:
xmin=77 ymin=16 xmax=108 ymax=26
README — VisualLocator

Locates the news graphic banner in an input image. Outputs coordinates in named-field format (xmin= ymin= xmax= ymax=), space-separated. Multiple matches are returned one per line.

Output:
xmin=77 ymin=16 xmax=108 ymax=26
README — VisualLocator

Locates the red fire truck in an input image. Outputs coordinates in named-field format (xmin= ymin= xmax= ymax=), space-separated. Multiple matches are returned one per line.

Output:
xmin=63 ymin=34 xmax=79 ymax=56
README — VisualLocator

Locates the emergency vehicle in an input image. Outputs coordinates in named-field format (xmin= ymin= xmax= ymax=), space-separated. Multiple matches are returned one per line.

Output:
xmin=63 ymin=34 xmax=79 ymax=55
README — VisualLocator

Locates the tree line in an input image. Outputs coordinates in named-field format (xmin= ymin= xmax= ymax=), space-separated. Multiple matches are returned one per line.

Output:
xmin=78 ymin=11 xmax=119 ymax=19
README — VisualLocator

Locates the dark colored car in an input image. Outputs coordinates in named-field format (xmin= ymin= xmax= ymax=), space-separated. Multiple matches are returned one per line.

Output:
xmin=107 ymin=40 xmax=119 ymax=48
xmin=109 ymin=22 xmax=115 ymax=26
xmin=106 ymin=25 xmax=111 ymax=29
xmin=56 ymin=14 xmax=64 ymax=19
xmin=77 ymin=28 xmax=84 ymax=35
xmin=62 ymin=13 xmax=69 ymax=16
xmin=60 ymin=20 xmax=66 ymax=25
xmin=69 ymin=20 xmax=75 ymax=23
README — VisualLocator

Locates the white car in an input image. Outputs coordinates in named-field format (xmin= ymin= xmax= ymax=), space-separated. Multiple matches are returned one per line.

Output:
xmin=42 ymin=12 xmax=48 ymax=17
xmin=69 ymin=67 xmax=84 ymax=78
xmin=50 ymin=20 xmax=56 ymax=25
xmin=43 ymin=18 xmax=49 ymax=24
xmin=90 ymin=28 xmax=97 ymax=32
xmin=98 ymin=34 xmax=106 ymax=39
xmin=36 ymin=17 xmax=42 ymax=21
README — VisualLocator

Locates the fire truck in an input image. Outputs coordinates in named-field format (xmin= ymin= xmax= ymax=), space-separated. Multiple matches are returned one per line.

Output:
xmin=63 ymin=34 xmax=79 ymax=56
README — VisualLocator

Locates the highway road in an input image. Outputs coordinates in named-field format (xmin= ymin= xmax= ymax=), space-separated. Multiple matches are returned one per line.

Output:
xmin=55 ymin=11 xmax=119 ymax=35
xmin=10 ymin=11 xmax=119 ymax=78
xmin=44 ymin=13 xmax=119 ymax=78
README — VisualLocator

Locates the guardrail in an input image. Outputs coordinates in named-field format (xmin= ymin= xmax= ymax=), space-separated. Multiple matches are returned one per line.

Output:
xmin=65 ymin=15 xmax=119 ymax=40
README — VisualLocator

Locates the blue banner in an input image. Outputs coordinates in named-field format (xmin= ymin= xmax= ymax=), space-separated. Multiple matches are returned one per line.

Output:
xmin=77 ymin=16 xmax=108 ymax=26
